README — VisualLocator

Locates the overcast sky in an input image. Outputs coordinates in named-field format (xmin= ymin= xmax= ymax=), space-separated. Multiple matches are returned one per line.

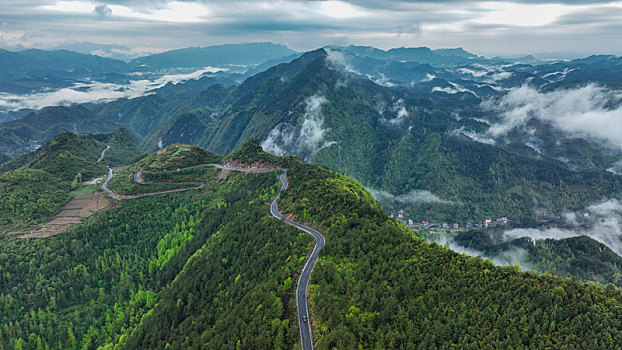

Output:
xmin=1 ymin=0 xmax=621 ymax=57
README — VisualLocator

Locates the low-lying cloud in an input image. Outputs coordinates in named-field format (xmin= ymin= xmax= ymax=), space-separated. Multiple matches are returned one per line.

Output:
xmin=325 ymin=49 xmax=359 ymax=88
xmin=432 ymin=82 xmax=477 ymax=96
xmin=435 ymin=234 xmax=533 ymax=269
xmin=367 ymin=187 xmax=455 ymax=205
xmin=501 ymin=199 xmax=622 ymax=257
xmin=379 ymin=98 xmax=411 ymax=125
xmin=449 ymin=126 xmax=496 ymax=145
xmin=261 ymin=94 xmax=336 ymax=161
xmin=325 ymin=49 xmax=358 ymax=75
xmin=457 ymin=64 xmax=513 ymax=84
xmin=433 ymin=198 xmax=622 ymax=271
xmin=0 ymin=66 xmax=225 ymax=113
xmin=481 ymin=83 xmax=622 ymax=150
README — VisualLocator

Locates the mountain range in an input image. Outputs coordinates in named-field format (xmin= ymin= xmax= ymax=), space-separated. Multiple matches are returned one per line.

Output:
xmin=2 ymin=42 xmax=622 ymax=348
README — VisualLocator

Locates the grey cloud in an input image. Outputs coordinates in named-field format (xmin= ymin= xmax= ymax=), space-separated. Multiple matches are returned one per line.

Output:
xmin=396 ymin=21 xmax=422 ymax=37
xmin=0 ymin=0 xmax=621 ymax=56
xmin=554 ymin=7 xmax=622 ymax=25
xmin=94 ymin=5 xmax=112 ymax=18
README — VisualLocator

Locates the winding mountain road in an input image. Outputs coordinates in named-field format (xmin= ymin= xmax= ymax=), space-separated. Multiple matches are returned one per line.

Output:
xmin=270 ymin=171 xmax=325 ymax=350
xmin=96 ymin=146 xmax=110 ymax=163
xmin=102 ymin=164 xmax=324 ymax=349
xmin=101 ymin=167 xmax=206 ymax=199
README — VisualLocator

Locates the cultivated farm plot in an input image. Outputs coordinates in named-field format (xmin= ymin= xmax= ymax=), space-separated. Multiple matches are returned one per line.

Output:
xmin=18 ymin=191 xmax=109 ymax=238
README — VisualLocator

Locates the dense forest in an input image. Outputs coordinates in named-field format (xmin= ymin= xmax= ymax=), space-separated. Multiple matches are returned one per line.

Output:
xmin=279 ymin=163 xmax=622 ymax=349
xmin=3 ymin=138 xmax=622 ymax=349
xmin=0 ymin=143 xmax=310 ymax=350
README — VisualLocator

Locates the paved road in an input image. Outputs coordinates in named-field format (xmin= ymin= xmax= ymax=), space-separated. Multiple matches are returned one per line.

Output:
xmin=96 ymin=146 xmax=110 ymax=163
xmin=270 ymin=171 xmax=325 ymax=350
xmin=102 ymin=164 xmax=276 ymax=200
xmin=101 ymin=168 xmax=206 ymax=199
xmin=102 ymin=164 xmax=324 ymax=349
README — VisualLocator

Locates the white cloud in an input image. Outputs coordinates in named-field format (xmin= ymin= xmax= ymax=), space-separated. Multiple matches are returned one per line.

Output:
xmin=432 ymin=82 xmax=477 ymax=96
xmin=0 ymin=66 xmax=225 ymax=112
xmin=449 ymin=127 xmax=497 ymax=145
xmin=473 ymin=2 xmax=573 ymax=27
xmin=435 ymin=198 xmax=622 ymax=269
xmin=458 ymin=67 xmax=488 ymax=78
xmin=369 ymin=73 xmax=395 ymax=87
xmin=317 ymin=1 xmax=366 ymax=19
xmin=420 ymin=73 xmax=436 ymax=82
xmin=109 ymin=2 xmax=211 ymax=23
xmin=376 ymin=98 xmax=409 ymax=126
xmin=261 ymin=94 xmax=336 ymax=161
xmin=481 ymin=83 xmax=622 ymax=150
xmin=457 ymin=65 xmax=512 ymax=84
xmin=325 ymin=49 xmax=359 ymax=72
xmin=541 ymin=68 xmax=575 ymax=81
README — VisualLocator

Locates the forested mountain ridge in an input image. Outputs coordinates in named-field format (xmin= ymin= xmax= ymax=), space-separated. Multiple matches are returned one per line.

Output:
xmin=1 ymin=46 xmax=622 ymax=326
xmin=3 ymin=139 xmax=622 ymax=348
xmin=129 ymin=42 xmax=296 ymax=69
xmin=151 ymin=49 xmax=622 ymax=225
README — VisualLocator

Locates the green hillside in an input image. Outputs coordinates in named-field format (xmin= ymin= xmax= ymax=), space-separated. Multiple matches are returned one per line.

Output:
xmin=0 ymin=132 xmax=106 ymax=181
xmin=139 ymin=112 xmax=216 ymax=152
xmin=2 ymin=140 xmax=622 ymax=349
xmin=0 ymin=130 xmax=141 ymax=228
xmin=0 ymin=168 xmax=70 ymax=227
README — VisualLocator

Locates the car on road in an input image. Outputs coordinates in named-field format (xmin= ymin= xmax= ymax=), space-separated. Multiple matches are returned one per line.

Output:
xmin=302 ymin=315 xmax=308 ymax=322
